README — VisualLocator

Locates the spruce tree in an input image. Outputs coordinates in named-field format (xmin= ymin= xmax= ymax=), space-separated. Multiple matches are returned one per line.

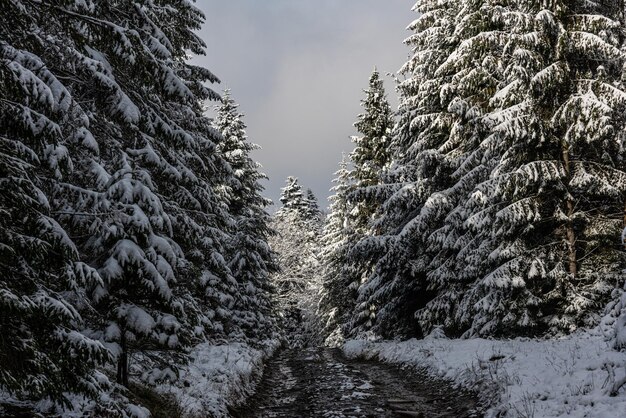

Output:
xmin=271 ymin=177 xmax=323 ymax=346
xmin=406 ymin=0 xmax=507 ymax=337
xmin=1 ymin=0 xmax=278 ymax=412
xmin=348 ymin=0 xmax=626 ymax=339
xmin=306 ymin=188 xmax=322 ymax=218
xmin=464 ymin=0 xmax=626 ymax=335
xmin=0 ymin=0 xmax=114 ymax=408
xmin=213 ymin=90 xmax=278 ymax=341
xmin=41 ymin=0 xmax=232 ymax=385
xmin=349 ymin=68 xmax=393 ymax=232
xmin=410 ymin=0 xmax=626 ymax=337
xmin=279 ymin=176 xmax=309 ymax=214
xmin=341 ymin=69 xmax=398 ymax=337
xmin=319 ymin=156 xmax=355 ymax=345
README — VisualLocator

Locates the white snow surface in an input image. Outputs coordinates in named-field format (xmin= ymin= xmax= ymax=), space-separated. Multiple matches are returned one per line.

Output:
xmin=343 ymin=328 xmax=626 ymax=418
xmin=158 ymin=339 xmax=279 ymax=418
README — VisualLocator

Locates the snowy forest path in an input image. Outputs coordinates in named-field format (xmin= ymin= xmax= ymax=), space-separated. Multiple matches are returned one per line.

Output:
xmin=232 ymin=347 xmax=481 ymax=417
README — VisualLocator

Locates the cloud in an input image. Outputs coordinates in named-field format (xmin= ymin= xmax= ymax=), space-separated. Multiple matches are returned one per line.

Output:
xmin=193 ymin=0 xmax=414 ymax=209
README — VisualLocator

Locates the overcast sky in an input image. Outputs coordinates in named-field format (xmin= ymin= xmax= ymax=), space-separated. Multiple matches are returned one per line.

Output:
xmin=193 ymin=0 xmax=414 ymax=210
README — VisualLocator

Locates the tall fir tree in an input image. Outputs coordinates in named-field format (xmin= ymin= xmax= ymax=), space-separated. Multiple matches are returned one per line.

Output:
xmin=406 ymin=0 xmax=508 ymax=337
xmin=1 ymin=0 xmax=243 ymax=404
xmin=271 ymin=177 xmax=323 ymax=346
xmin=349 ymin=68 xmax=394 ymax=233
xmin=0 ymin=0 xmax=118 ymax=408
xmin=279 ymin=176 xmax=309 ymax=214
xmin=318 ymin=156 xmax=356 ymax=345
xmin=460 ymin=0 xmax=626 ymax=335
xmin=343 ymin=66 xmax=428 ymax=335
xmin=213 ymin=90 xmax=278 ymax=341
xmin=339 ymin=69 xmax=397 ymax=337
xmin=345 ymin=0 xmax=626 ymax=339
xmin=53 ymin=0 xmax=230 ymax=386
xmin=1 ymin=0 xmax=280 ymax=413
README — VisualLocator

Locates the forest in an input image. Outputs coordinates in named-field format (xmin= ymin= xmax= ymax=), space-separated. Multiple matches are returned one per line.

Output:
xmin=1 ymin=0 xmax=626 ymax=417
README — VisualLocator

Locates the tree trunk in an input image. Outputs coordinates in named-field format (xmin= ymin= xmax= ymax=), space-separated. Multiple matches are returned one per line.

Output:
xmin=117 ymin=329 xmax=129 ymax=387
xmin=562 ymin=144 xmax=577 ymax=277
xmin=565 ymin=198 xmax=577 ymax=276
xmin=623 ymin=199 xmax=626 ymax=250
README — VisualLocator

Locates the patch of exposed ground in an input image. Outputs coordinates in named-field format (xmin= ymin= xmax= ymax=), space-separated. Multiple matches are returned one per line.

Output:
xmin=233 ymin=347 xmax=481 ymax=418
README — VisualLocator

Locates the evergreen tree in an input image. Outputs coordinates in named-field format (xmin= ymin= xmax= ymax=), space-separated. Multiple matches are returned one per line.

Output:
xmin=0 ymin=0 xmax=116 ymax=408
xmin=12 ymin=0 xmax=234 ymax=389
xmin=271 ymin=177 xmax=323 ymax=346
xmin=318 ymin=156 xmax=355 ymax=345
xmin=306 ymin=188 xmax=322 ymax=218
xmin=213 ymin=90 xmax=278 ymax=340
xmin=54 ymin=0 xmax=224 ymax=386
xmin=406 ymin=0 xmax=506 ymax=337
xmin=1 ymin=0 xmax=277 ymax=413
xmin=462 ymin=0 xmax=626 ymax=335
xmin=347 ymin=0 xmax=626 ymax=339
xmin=279 ymin=176 xmax=308 ymax=214
xmin=349 ymin=68 xmax=394 ymax=233
xmin=338 ymin=69 xmax=398 ymax=337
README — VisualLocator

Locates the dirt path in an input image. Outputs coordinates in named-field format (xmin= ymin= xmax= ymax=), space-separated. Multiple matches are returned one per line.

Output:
xmin=233 ymin=347 xmax=481 ymax=418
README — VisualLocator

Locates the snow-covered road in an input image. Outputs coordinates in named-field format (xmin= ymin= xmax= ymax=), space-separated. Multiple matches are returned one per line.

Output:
xmin=233 ymin=347 xmax=481 ymax=417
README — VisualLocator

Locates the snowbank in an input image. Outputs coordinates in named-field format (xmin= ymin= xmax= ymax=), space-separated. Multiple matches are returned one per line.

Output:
xmin=1 ymin=384 xmax=150 ymax=418
xmin=158 ymin=339 xmax=280 ymax=418
xmin=1 ymin=340 xmax=279 ymax=417
xmin=343 ymin=330 xmax=626 ymax=417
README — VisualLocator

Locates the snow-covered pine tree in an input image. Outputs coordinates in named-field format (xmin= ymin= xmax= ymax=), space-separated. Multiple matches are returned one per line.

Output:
xmin=1 ymin=0 xmax=274 ymax=411
xmin=137 ymin=2 xmax=242 ymax=347
xmin=353 ymin=0 xmax=626 ymax=339
xmin=306 ymin=188 xmax=322 ymax=218
xmin=459 ymin=0 xmax=626 ymax=336
xmin=349 ymin=68 xmax=394 ymax=233
xmin=328 ymin=69 xmax=399 ymax=338
xmin=404 ymin=0 xmax=508 ymax=337
xmin=347 ymin=2 xmax=463 ymax=338
xmin=279 ymin=176 xmax=308 ymax=214
xmin=271 ymin=177 xmax=323 ymax=346
xmin=0 ymin=0 xmax=114 ymax=407
xmin=321 ymin=70 xmax=397 ymax=341
xmin=273 ymin=177 xmax=322 ymax=294
xmin=410 ymin=0 xmax=622 ymax=335
xmin=318 ymin=156 xmax=356 ymax=345
xmin=43 ymin=0 xmax=232 ymax=386
xmin=213 ymin=90 xmax=278 ymax=341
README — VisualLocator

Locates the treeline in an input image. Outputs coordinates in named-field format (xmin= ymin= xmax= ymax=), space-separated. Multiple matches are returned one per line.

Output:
xmin=270 ymin=177 xmax=324 ymax=347
xmin=320 ymin=0 xmax=626 ymax=342
xmin=1 ymin=0 xmax=275 ymax=414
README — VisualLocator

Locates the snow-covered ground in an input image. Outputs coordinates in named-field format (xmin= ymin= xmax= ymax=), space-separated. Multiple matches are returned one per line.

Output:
xmin=0 ymin=340 xmax=279 ymax=418
xmin=157 ymin=339 xmax=280 ymax=418
xmin=343 ymin=328 xmax=626 ymax=417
